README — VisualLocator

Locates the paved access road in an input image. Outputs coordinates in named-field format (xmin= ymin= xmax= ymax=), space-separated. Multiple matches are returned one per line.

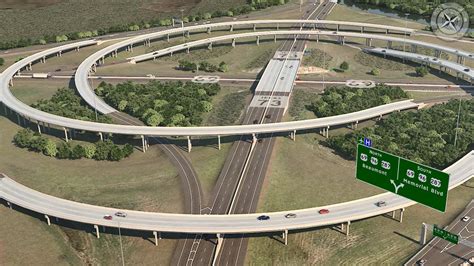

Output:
xmin=405 ymin=200 xmax=474 ymax=266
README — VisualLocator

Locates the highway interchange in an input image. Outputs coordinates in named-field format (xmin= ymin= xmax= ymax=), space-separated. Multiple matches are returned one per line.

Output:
xmin=0 ymin=1 xmax=473 ymax=265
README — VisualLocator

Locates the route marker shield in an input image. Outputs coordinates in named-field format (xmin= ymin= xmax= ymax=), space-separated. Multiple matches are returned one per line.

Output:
xmin=356 ymin=144 xmax=450 ymax=212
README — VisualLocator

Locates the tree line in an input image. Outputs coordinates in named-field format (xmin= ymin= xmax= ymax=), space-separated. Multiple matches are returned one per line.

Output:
xmin=13 ymin=129 xmax=134 ymax=161
xmin=0 ymin=0 xmax=290 ymax=50
xmin=326 ymin=99 xmax=474 ymax=169
xmin=31 ymin=88 xmax=112 ymax=123
xmin=349 ymin=0 xmax=474 ymax=27
xmin=308 ymin=84 xmax=408 ymax=117
xmin=178 ymin=60 xmax=228 ymax=72
xmin=96 ymin=81 xmax=220 ymax=126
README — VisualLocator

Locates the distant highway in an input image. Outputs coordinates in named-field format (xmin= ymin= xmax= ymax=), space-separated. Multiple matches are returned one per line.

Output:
xmin=405 ymin=200 xmax=474 ymax=265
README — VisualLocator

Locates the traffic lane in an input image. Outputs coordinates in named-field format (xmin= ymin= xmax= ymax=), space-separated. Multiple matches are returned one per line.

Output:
xmin=180 ymin=107 xmax=267 ymax=264
xmin=216 ymin=107 xmax=284 ymax=266
xmin=406 ymin=201 xmax=474 ymax=265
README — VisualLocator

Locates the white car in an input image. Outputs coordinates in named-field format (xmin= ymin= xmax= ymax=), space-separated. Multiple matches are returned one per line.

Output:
xmin=461 ymin=215 xmax=470 ymax=222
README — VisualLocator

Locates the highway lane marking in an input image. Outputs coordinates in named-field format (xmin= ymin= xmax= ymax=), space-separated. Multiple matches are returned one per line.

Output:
xmin=447 ymin=250 xmax=473 ymax=266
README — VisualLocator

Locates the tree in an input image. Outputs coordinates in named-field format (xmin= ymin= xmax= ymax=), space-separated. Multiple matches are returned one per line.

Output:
xmin=43 ymin=139 xmax=57 ymax=157
xmin=109 ymin=145 xmax=124 ymax=161
xmin=57 ymin=142 xmax=72 ymax=159
xmin=94 ymin=140 xmax=113 ymax=160
xmin=370 ymin=68 xmax=380 ymax=76
xmin=201 ymin=101 xmax=213 ymax=112
xmin=38 ymin=39 xmax=47 ymax=45
xmin=226 ymin=11 xmax=234 ymax=17
xmin=118 ymin=100 xmax=128 ymax=111
xmin=83 ymin=144 xmax=96 ymax=159
xmin=13 ymin=129 xmax=35 ymax=148
xmin=340 ymin=61 xmax=349 ymax=71
xmin=71 ymin=145 xmax=85 ymax=159
xmin=218 ymin=61 xmax=229 ymax=72
xmin=147 ymin=113 xmax=164 ymax=126
xmin=203 ymin=13 xmax=212 ymax=19
xmin=415 ymin=66 xmax=428 ymax=77
xmin=0 ymin=57 xmax=4 ymax=66
xmin=122 ymin=144 xmax=134 ymax=158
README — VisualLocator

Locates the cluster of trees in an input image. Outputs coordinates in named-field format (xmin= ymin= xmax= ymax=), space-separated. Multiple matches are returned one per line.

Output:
xmin=415 ymin=66 xmax=429 ymax=77
xmin=308 ymin=84 xmax=408 ymax=117
xmin=31 ymin=88 xmax=111 ymax=123
xmin=339 ymin=61 xmax=349 ymax=71
xmin=0 ymin=0 xmax=290 ymax=50
xmin=177 ymin=60 xmax=228 ymax=72
xmin=350 ymin=0 xmax=474 ymax=27
xmin=326 ymin=99 xmax=474 ymax=169
xmin=13 ymin=129 xmax=133 ymax=161
xmin=96 ymin=81 xmax=220 ymax=126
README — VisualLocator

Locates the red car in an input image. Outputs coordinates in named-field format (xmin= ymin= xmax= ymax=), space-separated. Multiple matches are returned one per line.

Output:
xmin=103 ymin=215 xmax=113 ymax=220
xmin=318 ymin=209 xmax=330 ymax=215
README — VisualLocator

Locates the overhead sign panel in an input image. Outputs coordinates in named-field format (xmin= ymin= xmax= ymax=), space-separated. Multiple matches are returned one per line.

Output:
xmin=356 ymin=143 xmax=449 ymax=212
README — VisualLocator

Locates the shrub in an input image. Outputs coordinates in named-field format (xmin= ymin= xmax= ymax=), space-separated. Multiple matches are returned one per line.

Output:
xmin=83 ymin=144 xmax=96 ymax=159
xmin=94 ymin=140 xmax=114 ymax=160
xmin=43 ymin=139 xmax=57 ymax=157
xmin=109 ymin=145 xmax=124 ymax=161
xmin=122 ymin=144 xmax=134 ymax=158
xmin=370 ymin=68 xmax=380 ymax=76
xmin=0 ymin=57 xmax=4 ymax=66
xmin=415 ymin=66 xmax=428 ymax=77
xmin=71 ymin=145 xmax=85 ymax=159
xmin=340 ymin=61 xmax=349 ymax=71
xmin=57 ymin=142 xmax=73 ymax=159
xmin=13 ymin=129 xmax=35 ymax=148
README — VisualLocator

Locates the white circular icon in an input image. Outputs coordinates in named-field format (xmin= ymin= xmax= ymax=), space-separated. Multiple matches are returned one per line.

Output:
xmin=431 ymin=3 xmax=470 ymax=41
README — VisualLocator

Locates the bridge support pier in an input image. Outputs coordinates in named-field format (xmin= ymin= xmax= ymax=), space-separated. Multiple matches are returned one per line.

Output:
xmin=187 ymin=136 xmax=192 ymax=153
xmin=325 ymin=126 xmax=330 ymax=138
xmin=64 ymin=128 xmax=69 ymax=142
xmin=37 ymin=123 xmax=42 ymax=134
xmin=232 ymin=38 xmax=236 ymax=47
xmin=94 ymin=225 xmax=100 ymax=239
xmin=99 ymin=132 xmax=103 ymax=141
xmin=276 ymin=23 xmax=279 ymax=30
xmin=253 ymin=24 xmax=256 ymax=31
xmin=420 ymin=223 xmax=428 ymax=245
xmin=345 ymin=221 xmax=351 ymax=236
xmin=45 ymin=214 xmax=51 ymax=226
xmin=153 ymin=231 xmax=159 ymax=246
xmin=6 ymin=201 xmax=12 ymax=209
xmin=141 ymin=135 xmax=146 ymax=152
xmin=283 ymin=229 xmax=288 ymax=245
xmin=256 ymin=36 xmax=260 ymax=46
xmin=252 ymin=133 xmax=257 ymax=144
xmin=217 ymin=135 xmax=221 ymax=150
xmin=290 ymin=130 xmax=296 ymax=141
xmin=365 ymin=38 xmax=372 ymax=47
xmin=274 ymin=35 xmax=277 ymax=43
xmin=208 ymin=42 xmax=213 ymax=50
xmin=230 ymin=25 xmax=233 ymax=32
xmin=167 ymin=34 xmax=170 ymax=42
xmin=361 ymin=26 xmax=364 ymax=33
xmin=399 ymin=208 xmax=405 ymax=223
xmin=387 ymin=40 xmax=392 ymax=49
xmin=207 ymin=27 xmax=211 ymax=34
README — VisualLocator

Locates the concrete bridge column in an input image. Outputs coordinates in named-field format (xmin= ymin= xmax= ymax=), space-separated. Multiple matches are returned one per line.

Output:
xmin=63 ymin=128 xmax=69 ymax=142
xmin=336 ymin=24 xmax=339 ymax=32
xmin=253 ymin=24 xmax=256 ymax=31
xmin=44 ymin=215 xmax=51 ymax=226
xmin=366 ymin=38 xmax=372 ymax=47
xmin=187 ymin=136 xmax=192 ymax=153
xmin=385 ymin=29 xmax=389 ymax=34
xmin=283 ymin=229 xmax=288 ymax=245
xmin=274 ymin=35 xmax=277 ymax=43
xmin=217 ymin=135 xmax=221 ymax=150
xmin=141 ymin=135 xmax=146 ymax=152
xmin=208 ymin=42 xmax=213 ymax=50
xmin=28 ymin=62 xmax=32 ymax=71
xmin=411 ymin=44 xmax=417 ymax=53
xmin=399 ymin=208 xmax=405 ymax=223
xmin=186 ymin=31 xmax=190 ymax=38
xmin=37 ymin=122 xmax=42 ymax=134
xmin=361 ymin=26 xmax=364 ymax=33
xmin=229 ymin=25 xmax=233 ymax=32
xmin=420 ymin=223 xmax=428 ymax=245
xmin=387 ymin=40 xmax=392 ymax=49
xmin=345 ymin=221 xmax=351 ymax=236
xmin=256 ymin=36 xmax=260 ymax=46
xmin=98 ymin=132 xmax=103 ymax=141
xmin=153 ymin=231 xmax=159 ymax=246
xmin=232 ymin=38 xmax=236 ymax=47
xmin=16 ymin=113 xmax=20 ymax=125
xmin=42 ymin=56 xmax=46 ymax=63
xmin=6 ymin=201 xmax=12 ymax=209
xmin=94 ymin=225 xmax=100 ymax=239
xmin=186 ymin=47 xmax=190 ymax=54
xmin=325 ymin=126 xmax=330 ymax=138
xmin=290 ymin=130 xmax=296 ymax=141
xmin=276 ymin=23 xmax=279 ymax=30
xmin=167 ymin=34 xmax=170 ymax=42
xmin=207 ymin=27 xmax=211 ymax=34
xmin=316 ymin=34 xmax=319 ymax=43
xmin=434 ymin=50 xmax=441 ymax=58
xmin=252 ymin=133 xmax=257 ymax=144
xmin=340 ymin=36 xmax=345 ymax=45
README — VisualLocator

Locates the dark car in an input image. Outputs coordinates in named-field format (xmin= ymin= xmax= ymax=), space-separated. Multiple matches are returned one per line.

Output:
xmin=253 ymin=119 xmax=258 ymax=124
xmin=257 ymin=215 xmax=270 ymax=221
xmin=103 ymin=215 xmax=113 ymax=220
xmin=464 ymin=68 xmax=470 ymax=72
xmin=265 ymin=114 xmax=271 ymax=119
xmin=285 ymin=213 xmax=297 ymax=218
xmin=257 ymin=138 xmax=263 ymax=143
xmin=318 ymin=209 xmax=330 ymax=215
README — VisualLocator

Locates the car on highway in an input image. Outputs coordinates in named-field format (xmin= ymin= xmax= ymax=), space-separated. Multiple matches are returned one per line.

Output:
xmin=253 ymin=119 xmax=258 ymax=124
xmin=257 ymin=138 xmax=263 ymax=143
xmin=464 ymin=68 xmax=470 ymax=72
xmin=318 ymin=209 xmax=330 ymax=215
xmin=115 ymin=212 xmax=127 ymax=218
xmin=265 ymin=114 xmax=271 ymax=119
xmin=103 ymin=215 xmax=113 ymax=220
xmin=285 ymin=213 xmax=297 ymax=218
xmin=375 ymin=201 xmax=387 ymax=207
xmin=417 ymin=259 xmax=427 ymax=265
xmin=257 ymin=215 xmax=270 ymax=221
xmin=461 ymin=215 xmax=470 ymax=222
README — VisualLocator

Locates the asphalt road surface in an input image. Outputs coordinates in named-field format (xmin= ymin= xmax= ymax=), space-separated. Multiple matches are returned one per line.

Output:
xmin=172 ymin=1 xmax=337 ymax=265
xmin=405 ymin=199 xmax=474 ymax=266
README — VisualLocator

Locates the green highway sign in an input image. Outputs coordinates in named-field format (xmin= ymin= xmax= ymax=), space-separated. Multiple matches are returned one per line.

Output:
xmin=433 ymin=225 xmax=459 ymax=244
xmin=356 ymin=144 xmax=450 ymax=212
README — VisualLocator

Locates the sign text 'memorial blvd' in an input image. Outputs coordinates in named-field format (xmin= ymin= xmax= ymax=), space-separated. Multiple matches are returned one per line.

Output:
xmin=356 ymin=144 xmax=450 ymax=212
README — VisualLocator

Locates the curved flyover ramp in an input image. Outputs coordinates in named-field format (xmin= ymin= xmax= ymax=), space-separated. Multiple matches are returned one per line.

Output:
xmin=1 ymin=151 xmax=472 ymax=234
